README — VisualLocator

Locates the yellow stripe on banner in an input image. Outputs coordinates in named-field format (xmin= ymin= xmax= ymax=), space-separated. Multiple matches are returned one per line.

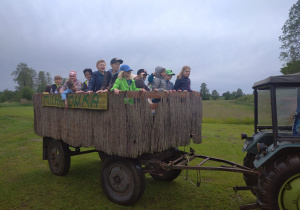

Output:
xmin=42 ymin=93 xmax=108 ymax=110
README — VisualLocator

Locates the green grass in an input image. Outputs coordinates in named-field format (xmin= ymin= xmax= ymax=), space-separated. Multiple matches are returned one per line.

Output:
xmin=0 ymin=101 xmax=257 ymax=210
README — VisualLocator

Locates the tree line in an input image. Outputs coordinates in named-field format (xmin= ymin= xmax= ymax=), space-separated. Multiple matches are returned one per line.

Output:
xmin=199 ymin=83 xmax=245 ymax=100
xmin=0 ymin=62 xmax=54 ymax=103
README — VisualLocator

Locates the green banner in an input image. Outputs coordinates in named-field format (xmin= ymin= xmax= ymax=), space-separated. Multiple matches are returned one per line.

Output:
xmin=42 ymin=93 xmax=108 ymax=110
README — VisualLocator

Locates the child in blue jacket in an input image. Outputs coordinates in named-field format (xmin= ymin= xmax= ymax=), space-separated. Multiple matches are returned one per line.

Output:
xmin=174 ymin=65 xmax=194 ymax=92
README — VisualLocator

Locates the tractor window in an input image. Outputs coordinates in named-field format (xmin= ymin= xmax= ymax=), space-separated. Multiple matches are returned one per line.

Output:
xmin=276 ymin=87 xmax=298 ymax=135
xmin=257 ymin=89 xmax=272 ymax=126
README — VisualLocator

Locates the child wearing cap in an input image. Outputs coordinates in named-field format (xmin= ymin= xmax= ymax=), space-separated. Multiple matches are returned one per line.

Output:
xmin=60 ymin=71 xmax=82 ymax=93
xmin=50 ymin=75 xmax=62 ymax=93
xmin=111 ymin=64 xmax=146 ymax=104
xmin=81 ymin=68 xmax=92 ymax=92
xmin=100 ymin=58 xmax=123 ymax=92
xmin=174 ymin=65 xmax=195 ymax=92
xmin=134 ymin=69 xmax=150 ymax=91
xmin=165 ymin=69 xmax=175 ymax=91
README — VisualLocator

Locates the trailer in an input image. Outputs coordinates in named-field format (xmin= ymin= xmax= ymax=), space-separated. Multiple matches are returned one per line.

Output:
xmin=33 ymin=91 xmax=257 ymax=207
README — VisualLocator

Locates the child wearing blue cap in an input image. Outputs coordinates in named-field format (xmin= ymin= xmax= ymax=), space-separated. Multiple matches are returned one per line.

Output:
xmin=111 ymin=64 xmax=146 ymax=104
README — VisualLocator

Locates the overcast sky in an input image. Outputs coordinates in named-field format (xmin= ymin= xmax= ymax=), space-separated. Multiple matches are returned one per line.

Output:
xmin=0 ymin=0 xmax=296 ymax=94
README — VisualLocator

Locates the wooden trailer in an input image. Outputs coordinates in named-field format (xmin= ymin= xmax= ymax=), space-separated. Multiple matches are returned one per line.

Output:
xmin=33 ymin=91 xmax=257 ymax=206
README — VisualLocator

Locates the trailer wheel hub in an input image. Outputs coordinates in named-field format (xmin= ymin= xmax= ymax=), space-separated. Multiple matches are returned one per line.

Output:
xmin=279 ymin=174 xmax=300 ymax=210
xmin=109 ymin=166 xmax=131 ymax=193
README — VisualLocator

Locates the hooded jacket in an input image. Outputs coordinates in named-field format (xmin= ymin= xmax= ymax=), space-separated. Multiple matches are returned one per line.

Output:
xmin=152 ymin=66 xmax=166 ymax=91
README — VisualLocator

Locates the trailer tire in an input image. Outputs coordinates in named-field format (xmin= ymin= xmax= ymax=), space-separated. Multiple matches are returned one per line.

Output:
xmin=257 ymin=153 xmax=300 ymax=210
xmin=100 ymin=157 xmax=145 ymax=205
xmin=243 ymin=153 xmax=258 ymax=195
xmin=47 ymin=140 xmax=70 ymax=176
xmin=150 ymin=169 xmax=182 ymax=182
xmin=98 ymin=151 xmax=108 ymax=161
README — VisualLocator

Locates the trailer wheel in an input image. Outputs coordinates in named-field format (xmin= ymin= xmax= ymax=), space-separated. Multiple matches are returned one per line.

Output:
xmin=243 ymin=153 xmax=258 ymax=195
xmin=150 ymin=169 xmax=182 ymax=182
xmin=47 ymin=140 xmax=70 ymax=176
xmin=98 ymin=151 xmax=108 ymax=161
xmin=257 ymin=153 xmax=300 ymax=210
xmin=100 ymin=157 xmax=145 ymax=205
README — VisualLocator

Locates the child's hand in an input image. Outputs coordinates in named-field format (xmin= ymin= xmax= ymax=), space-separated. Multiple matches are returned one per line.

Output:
xmin=96 ymin=90 xmax=103 ymax=93
xmin=177 ymin=89 xmax=182 ymax=92
xmin=76 ymin=90 xmax=83 ymax=93
xmin=102 ymin=89 xmax=108 ymax=93
xmin=114 ymin=89 xmax=120 ymax=95
xmin=153 ymin=89 xmax=158 ymax=92
xmin=86 ymin=91 xmax=93 ymax=94
xmin=140 ymin=88 xmax=146 ymax=93
xmin=183 ymin=90 xmax=188 ymax=93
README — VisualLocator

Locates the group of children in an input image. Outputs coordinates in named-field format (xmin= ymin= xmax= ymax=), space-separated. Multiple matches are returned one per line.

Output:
xmin=44 ymin=57 xmax=195 ymax=107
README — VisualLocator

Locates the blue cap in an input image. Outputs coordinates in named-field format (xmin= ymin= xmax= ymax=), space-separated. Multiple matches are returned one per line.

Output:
xmin=120 ymin=64 xmax=133 ymax=72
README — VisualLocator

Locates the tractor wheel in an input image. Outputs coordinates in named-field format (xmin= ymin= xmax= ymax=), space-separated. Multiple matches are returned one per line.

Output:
xmin=243 ymin=153 xmax=258 ymax=195
xmin=150 ymin=169 xmax=182 ymax=182
xmin=47 ymin=140 xmax=70 ymax=176
xmin=257 ymin=153 xmax=300 ymax=210
xmin=100 ymin=157 xmax=145 ymax=205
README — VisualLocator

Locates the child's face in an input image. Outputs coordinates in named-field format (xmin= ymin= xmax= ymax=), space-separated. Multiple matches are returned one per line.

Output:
xmin=183 ymin=68 xmax=191 ymax=78
xmin=160 ymin=70 xmax=166 ymax=78
xmin=85 ymin=72 xmax=91 ymax=81
xmin=97 ymin=62 xmax=106 ymax=74
xmin=165 ymin=75 xmax=172 ymax=81
xmin=71 ymin=85 xmax=76 ymax=92
xmin=111 ymin=62 xmax=121 ymax=72
xmin=124 ymin=71 xmax=131 ymax=79
xmin=55 ymin=78 xmax=62 ymax=85
xmin=69 ymin=75 xmax=76 ymax=81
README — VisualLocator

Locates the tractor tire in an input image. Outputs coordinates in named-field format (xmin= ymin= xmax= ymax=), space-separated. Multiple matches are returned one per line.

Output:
xmin=257 ymin=153 xmax=300 ymax=210
xmin=150 ymin=169 xmax=182 ymax=182
xmin=100 ymin=157 xmax=145 ymax=205
xmin=243 ymin=153 xmax=258 ymax=195
xmin=47 ymin=140 xmax=70 ymax=176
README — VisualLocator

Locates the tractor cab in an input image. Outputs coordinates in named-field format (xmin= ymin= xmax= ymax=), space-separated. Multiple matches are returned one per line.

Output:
xmin=243 ymin=73 xmax=300 ymax=167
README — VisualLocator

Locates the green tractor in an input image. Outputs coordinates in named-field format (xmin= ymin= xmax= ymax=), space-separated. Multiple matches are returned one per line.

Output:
xmin=242 ymin=73 xmax=300 ymax=209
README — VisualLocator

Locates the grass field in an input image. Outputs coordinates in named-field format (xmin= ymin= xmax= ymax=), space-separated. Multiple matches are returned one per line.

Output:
xmin=0 ymin=100 xmax=257 ymax=210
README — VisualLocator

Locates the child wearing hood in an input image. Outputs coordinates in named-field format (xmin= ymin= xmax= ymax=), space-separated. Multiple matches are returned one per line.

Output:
xmin=152 ymin=66 xmax=167 ymax=103
xmin=152 ymin=66 xmax=167 ymax=91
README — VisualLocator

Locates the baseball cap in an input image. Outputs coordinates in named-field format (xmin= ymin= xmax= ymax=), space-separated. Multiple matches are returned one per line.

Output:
xmin=137 ymin=69 xmax=148 ymax=75
xmin=166 ymin=69 xmax=175 ymax=76
xmin=120 ymin=64 xmax=133 ymax=72
xmin=110 ymin=58 xmax=124 ymax=65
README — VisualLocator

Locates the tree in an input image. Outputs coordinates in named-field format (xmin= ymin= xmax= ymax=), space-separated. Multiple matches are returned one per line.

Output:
xmin=11 ymin=62 xmax=37 ymax=91
xmin=222 ymin=91 xmax=231 ymax=100
xmin=21 ymin=86 xmax=34 ymax=100
xmin=279 ymin=0 xmax=300 ymax=63
xmin=280 ymin=60 xmax=300 ymax=74
xmin=211 ymin=90 xmax=219 ymax=100
xmin=236 ymin=88 xmax=244 ymax=98
xmin=36 ymin=71 xmax=52 ymax=93
xmin=200 ymin=83 xmax=210 ymax=100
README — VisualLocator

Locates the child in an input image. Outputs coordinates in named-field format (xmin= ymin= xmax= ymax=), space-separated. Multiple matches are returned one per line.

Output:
xmin=165 ymin=69 xmax=175 ymax=91
xmin=60 ymin=71 xmax=82 ymax=93
xmin=152 ymin=66 xmax=167 ymax=91
xmin=81 ymin=68 xmax=92 ymax=92
xmin=134 ymin=69 xmax=150 ymax=91
xmin=43 ymin=85 xmax=52 ymax=94
xmin=61 ymin=80 xmax=77 ymax=108
xmin=51 ymin=75 xmax=62 ymax=93
xmin=173 ymin=65 xmax=195 ymax=92
xmin=152 ymin=66 xmax=167 ymax=103
xmin=111 ymin=64 xmax=146 ymax=104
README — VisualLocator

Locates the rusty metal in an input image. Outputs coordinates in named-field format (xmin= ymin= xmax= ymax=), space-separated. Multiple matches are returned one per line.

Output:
xmin=164 ymin=153 xmax=259 ymax=176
